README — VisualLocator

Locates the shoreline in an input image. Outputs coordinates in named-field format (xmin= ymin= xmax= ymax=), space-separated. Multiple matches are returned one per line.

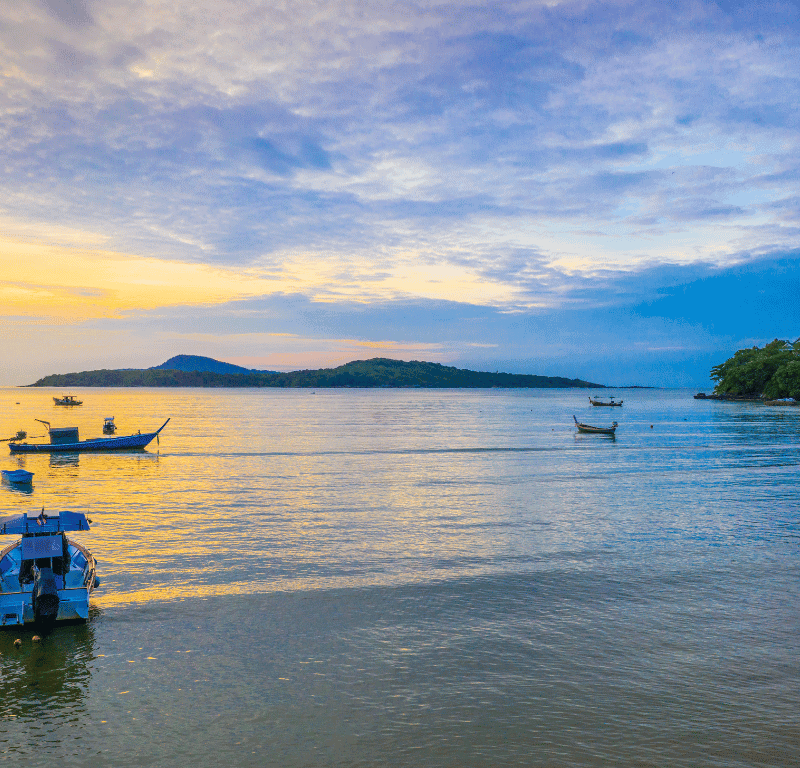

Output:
xmin=694 ymin=392 xmax=799 ymax=406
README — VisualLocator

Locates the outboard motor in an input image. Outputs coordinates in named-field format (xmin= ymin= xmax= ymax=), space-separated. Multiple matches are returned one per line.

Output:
xmin=32 ymin=567 xmax=60 ymax=626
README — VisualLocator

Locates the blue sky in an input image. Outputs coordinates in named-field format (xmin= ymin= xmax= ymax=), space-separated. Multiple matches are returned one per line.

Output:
xmin=1 ymin=0 xmax=798 ymax=386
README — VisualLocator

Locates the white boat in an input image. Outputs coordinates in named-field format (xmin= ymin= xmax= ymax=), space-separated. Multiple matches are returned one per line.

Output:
xmin=102 ymin=416 xmax=116 ymax=434
xmin=0 ymin=511 xmax=99 ymax=627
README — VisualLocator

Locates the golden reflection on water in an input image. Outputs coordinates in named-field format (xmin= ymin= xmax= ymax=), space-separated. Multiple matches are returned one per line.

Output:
xmin=3 ymin=388 xmax=540 ymax=609
xmin=2 ymin=386 xmax=800 ymax=615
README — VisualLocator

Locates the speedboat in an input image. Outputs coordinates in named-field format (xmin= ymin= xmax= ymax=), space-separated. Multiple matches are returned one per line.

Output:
xmin=102 ymin=416 xmax=116 ymax=434
xmin=0 ymin=511 xmax=99 ymax=627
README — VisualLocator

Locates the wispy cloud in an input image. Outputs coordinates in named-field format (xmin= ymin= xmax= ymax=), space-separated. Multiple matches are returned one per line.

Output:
xmin=0 ymin=0 xmax=798 ymax=384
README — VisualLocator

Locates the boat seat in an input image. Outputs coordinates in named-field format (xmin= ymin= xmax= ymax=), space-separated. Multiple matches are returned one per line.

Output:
xmin=1 ymin=574 xmax=20 ymax=592
xmin=64 ymin=569 xmax=87 ymax=588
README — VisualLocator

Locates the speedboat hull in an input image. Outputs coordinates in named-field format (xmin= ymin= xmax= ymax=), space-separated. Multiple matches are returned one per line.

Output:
xmin=0 ymin=585 xmax=93 ymax=626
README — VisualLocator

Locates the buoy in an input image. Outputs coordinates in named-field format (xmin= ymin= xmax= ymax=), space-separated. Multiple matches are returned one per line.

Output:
xmin=13 ymin=639 xmax=21 ymax=648
xmin=32 ymin=635 xmax=41 ymax=643
xmin=650 ymin=425 xmax=653 ymax=428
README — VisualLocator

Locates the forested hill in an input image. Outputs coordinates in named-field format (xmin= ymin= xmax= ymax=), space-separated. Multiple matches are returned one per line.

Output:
xmin=710 ymin=339 xmax=800 ymax=400
xmin=29 ymin=357 xmax=604 ymax=389
xmin=150 ymin=354 xmax=258 ymax=375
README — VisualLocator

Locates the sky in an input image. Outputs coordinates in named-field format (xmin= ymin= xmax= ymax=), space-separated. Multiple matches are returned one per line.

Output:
xmin=1 ymin=0 xmax=799 ymax=387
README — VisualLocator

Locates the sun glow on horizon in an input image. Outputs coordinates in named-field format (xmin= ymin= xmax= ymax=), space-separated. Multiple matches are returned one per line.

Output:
xmin=0 ymin=233 xmax=526 ymax=319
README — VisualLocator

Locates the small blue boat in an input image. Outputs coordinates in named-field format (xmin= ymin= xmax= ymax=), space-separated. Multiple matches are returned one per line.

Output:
xmin=1 ymin=469 xmax=34 ymax=484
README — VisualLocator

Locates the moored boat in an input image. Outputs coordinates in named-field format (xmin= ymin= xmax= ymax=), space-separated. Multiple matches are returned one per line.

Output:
xmin=1 ymin=469 xmax=34 ymax=485
xmin=8 ymin=418 xmax=170 ymax=454
xmin=588 ymin=395 xmax=623 ymax=406
xmin=0 ymin=510 xmax=98 ymax=627
xmin=53 ymin=395 xmax=82 ymax=406
xmin=102 ymin=416 xmax=116 ymax=434
xmin=573 ymin=415 xmax=618 ymax=435
xmin=0 ymin=430 xmax=27 ymax=444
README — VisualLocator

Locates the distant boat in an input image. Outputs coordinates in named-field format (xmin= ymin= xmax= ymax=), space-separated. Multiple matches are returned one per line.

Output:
xmin=8 ymin=419 xmax=170 ymax=453
xmin=574 ymin=415 xmax=618 ymax=435
xmin=1 ymin=469 xmax=34 ymax=485
xmin=102 ymin=416 xmax=116 ymax=434
xmin=0 ymin=430 xmax=27 ymax=443
xmin=0 ymin=510 xmax=98 ymax=627
xmin=588 ymin=395 xmax=623 ymax=406
xmin=53 ymin=395 xmax=82 ymax=406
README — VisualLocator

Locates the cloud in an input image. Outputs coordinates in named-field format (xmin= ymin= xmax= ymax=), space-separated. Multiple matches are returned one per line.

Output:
xmin=0 ymin=1 xmax=798 ymax=384
xmin=2 ymin=249 xmax=798 ymax=386
xmin=40 ymin=0 xmax=93 ymax=27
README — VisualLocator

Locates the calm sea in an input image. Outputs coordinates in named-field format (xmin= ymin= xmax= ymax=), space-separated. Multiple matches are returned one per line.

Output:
xmin=0 ymin=387 xmax=798 ymax=767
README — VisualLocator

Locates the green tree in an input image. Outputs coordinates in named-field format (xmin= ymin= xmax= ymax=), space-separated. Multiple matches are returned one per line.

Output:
xmin=711 ymin=339 xmax=799 ymax=398
xmin=763 ymin=358 xmax=800 ymax=400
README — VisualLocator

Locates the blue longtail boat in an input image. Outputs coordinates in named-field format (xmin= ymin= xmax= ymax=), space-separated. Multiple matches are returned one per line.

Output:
xmin=8 ymin=419 xmax=170 ymax=453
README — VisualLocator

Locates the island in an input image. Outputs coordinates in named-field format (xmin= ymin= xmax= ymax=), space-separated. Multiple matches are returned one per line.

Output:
xmin=28 ymin=356 xmax=604 ymax=390
xmin=696 ymin=339 xmax=800 ymax=402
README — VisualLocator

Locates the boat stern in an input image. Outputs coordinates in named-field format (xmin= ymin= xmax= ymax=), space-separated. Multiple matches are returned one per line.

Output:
xmin=55 ymin=588 xmax=91 ymax=621
xmin=0 ymin=591 xmax=27 ymax=627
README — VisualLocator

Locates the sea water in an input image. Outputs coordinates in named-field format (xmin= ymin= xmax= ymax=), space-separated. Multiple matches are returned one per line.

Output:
xmin=0 ymin=387 xmax=798 ymax=767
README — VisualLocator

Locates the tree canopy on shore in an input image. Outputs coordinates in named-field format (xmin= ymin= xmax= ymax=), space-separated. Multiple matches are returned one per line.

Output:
xmin=29 ymin=357 xmax=604 ymax=389
xmin=711 ymin=339 xmax=800 ymax=400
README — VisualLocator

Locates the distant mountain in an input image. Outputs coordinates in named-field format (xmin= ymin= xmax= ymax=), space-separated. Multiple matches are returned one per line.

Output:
xmin=28 ymin=357 xmax=605 ymax=389
xmin=150 ymin=354 xmax=257 ymax=375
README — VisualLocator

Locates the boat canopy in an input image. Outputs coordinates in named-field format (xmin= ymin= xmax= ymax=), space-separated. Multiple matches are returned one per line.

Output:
xmin=22 ymin=535 xmax=64 ymax=559
xmin=0 ymin=511 xmax=91 ymax=535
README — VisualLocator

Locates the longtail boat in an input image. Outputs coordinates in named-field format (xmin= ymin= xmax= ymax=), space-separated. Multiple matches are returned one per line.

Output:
xmin=53 ymin=395 xmax=82 ymax=406
xmin=588 ymin=395 xmax=623 ymax=406
xmin=8 ymin=419 xmax=170 ymax=453
xmin=573 ymin=415 xmax=617 ymax=435
xmin=0 ymin=510 xmax=99 ymax=627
